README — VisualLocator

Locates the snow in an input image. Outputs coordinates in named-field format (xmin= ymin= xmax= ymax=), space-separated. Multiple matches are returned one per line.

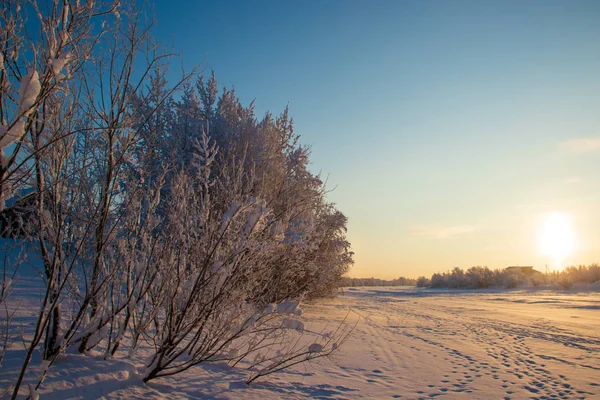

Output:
xmin=0 ymin=69 xmax=41 ymax=149
xmin=86 ymin=325 xmax=109 ymax=350
xmin=28 ymin=384 xmax=39 ymax=400
xmin=1 ymin=277 xmax=10 ymax=290
xmin=281 ymin=318 xmax=304 ymax=332
xmin=244 ymin=201 xmax=268 ymax=237
xmin=17 ymin=69 xmax=41 ymax=116
xmin=307 ymin=343 xmax=323 ymax=353
xmin=212 ymin=261 xmax=223 ymax=273
xmin=49 ymin=53 xmax=71 ymax=75
xmin=264 ymin=303 xmax=276 ymax=313
xmin=220 ymin=203 xmax=240 ymax=234
xmin=1 ymin=284 xmax=599 ymax=398
xmin=276 ymin=300 xmax=300 ymax=315
xmin=3 ymin=188 xmax=36 ymax=208
xmin=61 ymin=4 xmax=70 ymax=28
xmin=0 ymin=120 xmax=26 ymax=150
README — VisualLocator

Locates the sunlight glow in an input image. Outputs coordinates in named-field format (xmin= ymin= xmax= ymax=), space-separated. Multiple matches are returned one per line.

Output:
xmin=539 ymin=212 xmax=575 ymax=268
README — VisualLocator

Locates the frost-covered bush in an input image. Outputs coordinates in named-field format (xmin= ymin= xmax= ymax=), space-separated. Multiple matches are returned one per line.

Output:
xmin=416 ymin=276 xmax=430 ymax=288
xmin=429 ymin=273 xmax=447 ymax=288
xmin=555 ymin=276 xmax=574 ymax=290
xmin=529 ymin=273 xmax=545 ymax=287
xmin=422 ymin=264 xmax=600 ymax=290
xmin=562 ymin=264 xmax=600 ymax=284
xmin=465 ymin=266 xmax=495 ymax=289
xmin=503 ymin=273 xmax=520 ymax=289
xmin=3 ymin=0 xmax=353 ymax=395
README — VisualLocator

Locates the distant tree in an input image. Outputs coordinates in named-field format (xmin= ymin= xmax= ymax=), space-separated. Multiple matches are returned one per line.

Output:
xmin=422 ymin=264 xmax=600 ymax=291
xmin=429 ymin=273 xmax=446 ymax=288
xmin=416 ymin=276 xmax=430 ymax=287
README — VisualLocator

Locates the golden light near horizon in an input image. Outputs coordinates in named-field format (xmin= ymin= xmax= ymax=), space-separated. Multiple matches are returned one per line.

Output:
xmin=539 ymin=212 xmax=575 ymax=269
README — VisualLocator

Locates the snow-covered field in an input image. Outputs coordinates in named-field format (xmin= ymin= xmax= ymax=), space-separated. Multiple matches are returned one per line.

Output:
xmin=2 ymin=284 xmax=600 ymax=399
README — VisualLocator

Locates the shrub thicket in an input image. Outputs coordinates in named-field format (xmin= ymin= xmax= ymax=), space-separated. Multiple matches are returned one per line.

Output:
xmin=422 ymin=264 xmax=600 ymax=289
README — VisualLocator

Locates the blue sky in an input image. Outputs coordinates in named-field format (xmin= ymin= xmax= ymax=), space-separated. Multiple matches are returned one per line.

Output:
xmin=153 ymin=0 xmax=600 ymax=278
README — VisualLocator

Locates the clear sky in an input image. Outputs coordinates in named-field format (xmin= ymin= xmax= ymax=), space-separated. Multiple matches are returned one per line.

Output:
xmin=152 ymin=0 xmax=600 ymax=279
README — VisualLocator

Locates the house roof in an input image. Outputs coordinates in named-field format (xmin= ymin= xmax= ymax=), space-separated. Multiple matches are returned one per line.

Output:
xmin=4 ymin=187 xmax=36 ymax=208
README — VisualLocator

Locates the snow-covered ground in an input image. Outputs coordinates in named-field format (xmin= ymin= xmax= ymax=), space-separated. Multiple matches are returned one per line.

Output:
xmin=2 ymin=284 xmax=600 ymax=399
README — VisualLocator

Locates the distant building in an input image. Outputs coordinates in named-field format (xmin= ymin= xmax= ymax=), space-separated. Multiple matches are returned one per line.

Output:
xmin=505 ymin=266 xmax=541 ymax=276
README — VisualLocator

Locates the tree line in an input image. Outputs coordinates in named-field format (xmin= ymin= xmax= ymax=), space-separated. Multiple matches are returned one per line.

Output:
xmin=341 ymin=276 xmax=416 ymax=287
xmin=415 ymin=264 xmax=600 ymax=290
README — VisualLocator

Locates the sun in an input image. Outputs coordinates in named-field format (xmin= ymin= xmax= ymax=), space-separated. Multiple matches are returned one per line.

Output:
xmin=539 ymin=212 xmax=575 ymax=268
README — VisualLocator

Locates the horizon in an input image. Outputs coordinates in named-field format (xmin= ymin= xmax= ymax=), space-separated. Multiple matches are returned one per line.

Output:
xmin=152 ymin=0 xmax=600 ymax=279
xmin=348 ymin=264 xmax=584 ymax=281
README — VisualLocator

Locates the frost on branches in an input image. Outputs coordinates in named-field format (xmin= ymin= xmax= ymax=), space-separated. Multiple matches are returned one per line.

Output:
xmin=1 ymin=1 xmax=354 ymax=397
